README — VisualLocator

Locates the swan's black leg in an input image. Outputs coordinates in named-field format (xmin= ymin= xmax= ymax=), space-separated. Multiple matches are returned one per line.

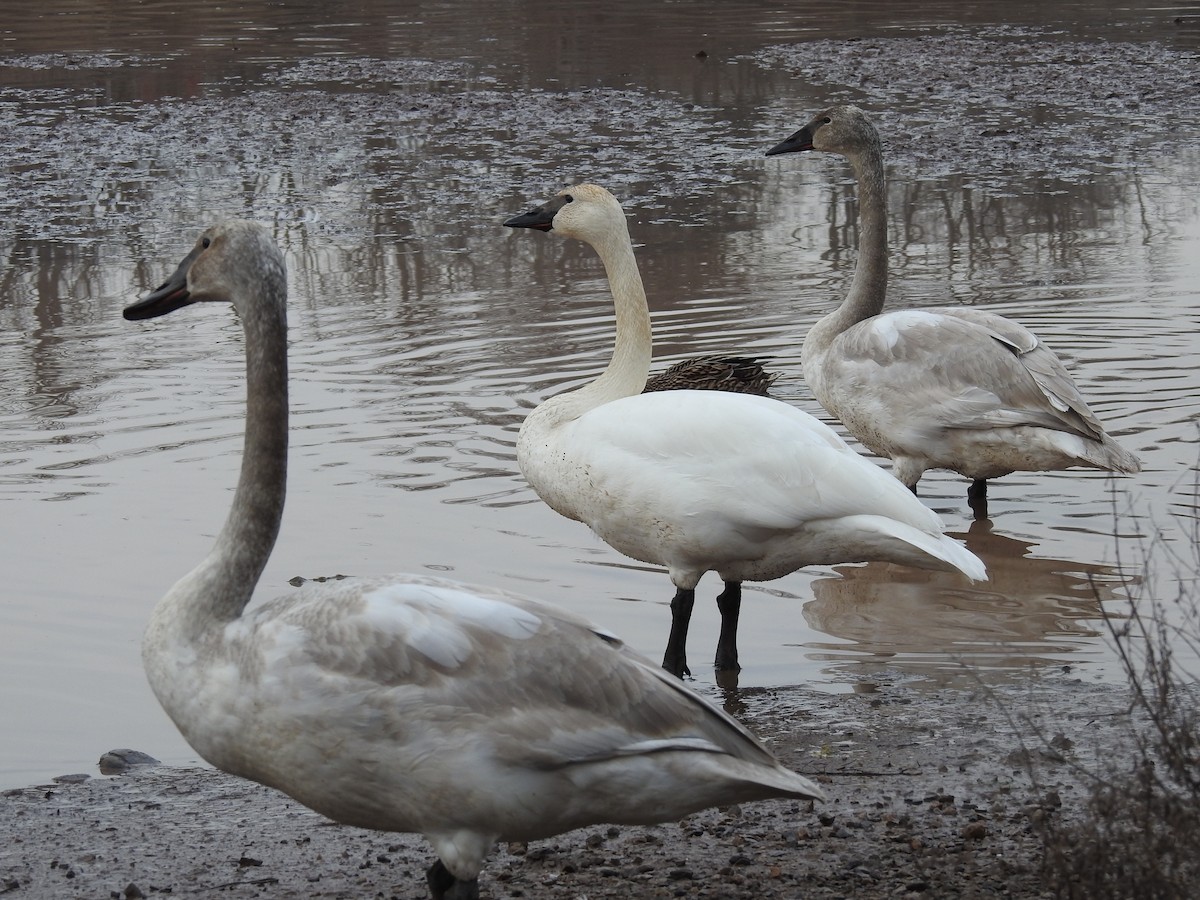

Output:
xmin=967 ymin=478 xmax=989 ymax=520
xmin=714 ymin=581 xmax=742 ymax=672
xmin=662 ymin=587 xmax=695 ymax=678
xmin=427 ymin=859 xmax=480 ymax=900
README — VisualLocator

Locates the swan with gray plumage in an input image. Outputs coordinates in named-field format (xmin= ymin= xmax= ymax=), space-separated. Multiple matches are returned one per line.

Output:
xmin=504 ymin=184 xmax=986 ymax=679
xmin=125 ymin=220 xmax=826 ymax=900
xmin=767 ymin=106 xmax=1140 ymax=518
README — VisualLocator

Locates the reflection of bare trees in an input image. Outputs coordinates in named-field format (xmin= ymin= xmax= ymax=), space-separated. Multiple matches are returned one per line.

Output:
xmin=801 ymin=518 xmax=1140 ymax=680
xmin=794 ymin=170 xmax=1144 ymax=310
xmin=2 ymin=239 xmax=106 ymax=424
xmin=2 ymin=3 xmax=1194 ymax=502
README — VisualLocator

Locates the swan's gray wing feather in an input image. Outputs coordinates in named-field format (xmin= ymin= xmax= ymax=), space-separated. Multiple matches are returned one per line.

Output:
xmin=240 ymin=575 xmax=778 ymax=771
xmin=935 ymin=308 xmax=1107 ymax=439
xmin=832 ymin=309 xmax=1105 ymax=440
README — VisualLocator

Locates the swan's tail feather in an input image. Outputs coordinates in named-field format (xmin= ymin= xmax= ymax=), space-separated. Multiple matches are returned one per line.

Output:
xmin=692 ymin=755 xmax=826 ymax=804
xmin=829 ymin=515 xmax=988 ymax=582
xmin=738 ymin=764 xmax=827 ymax=803
xmin=919 ymin=530 xmax=988 ymax=581
xmin=1043 ymin=427 xmax=1140 ymax=475
xmin=1094 ymin=435 xmax=1141 ymax=475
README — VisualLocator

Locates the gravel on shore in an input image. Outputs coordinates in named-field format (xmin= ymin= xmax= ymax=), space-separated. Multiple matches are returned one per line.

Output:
xmin=1 ymin=673 xmax=1129 ymax=899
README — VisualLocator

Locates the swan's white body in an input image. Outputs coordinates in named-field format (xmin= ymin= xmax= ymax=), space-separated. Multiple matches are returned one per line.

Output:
xmin=521 ymin=388 xmax=982 ymax=585
xmin=768 ymin=106 xmax=1140 ymax=514
xmin=506 ymin=185 xmax=985 ymax=677
xmin=126 ymin=221 xmax=823 ymax=900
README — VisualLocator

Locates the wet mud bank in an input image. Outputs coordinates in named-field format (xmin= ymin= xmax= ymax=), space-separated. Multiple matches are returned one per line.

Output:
xmin=2 ymin=675 xmax=1134 ymax=899
xmin=750 ymin=25 xmax=1200 ymax=186
xmin=8 ymin=25 xmax=1197 ymax=249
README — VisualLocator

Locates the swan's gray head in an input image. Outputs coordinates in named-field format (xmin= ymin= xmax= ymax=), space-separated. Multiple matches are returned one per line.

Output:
xmin=504 ymin=183 xmax=628 ymax=245
xmin=766 ymin=105 xmax=878 ymax=159
xmin=125 ymin=220 xmax=284 ymax=321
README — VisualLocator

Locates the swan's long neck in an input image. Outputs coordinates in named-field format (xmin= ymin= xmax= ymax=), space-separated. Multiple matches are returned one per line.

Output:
xmin=544 ymin=224 xmax=653 ymax=422
xmin=154 ymin=285 xmax=289 ymax=640
xmin=804 ymin=140 xmax=889 ymax=356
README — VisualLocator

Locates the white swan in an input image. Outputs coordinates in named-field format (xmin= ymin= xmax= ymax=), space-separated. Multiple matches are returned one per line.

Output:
xmin=767 ymin=106 xmax=1141 ymax=517
xmin=124 ymin=220 xmax=826 ymax=900
xmin=505 ymin=185 xmax=986 ymax=678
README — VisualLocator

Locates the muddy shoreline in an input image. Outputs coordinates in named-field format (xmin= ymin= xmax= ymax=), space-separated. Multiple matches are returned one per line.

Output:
xmin=2 ymin=675 xmax=1131 ymax=898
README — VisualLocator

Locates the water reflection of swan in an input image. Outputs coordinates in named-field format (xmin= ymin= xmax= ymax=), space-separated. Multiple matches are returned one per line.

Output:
xmin=124 ymin=221 xmax=824 ymax=900
xmin=505 ymin=184 xmax=985 ymax=680
xmin=767 ymin=106 xmax=1140 ymax=519
xmin=802 ymin=517 xmax=1136 ymax=677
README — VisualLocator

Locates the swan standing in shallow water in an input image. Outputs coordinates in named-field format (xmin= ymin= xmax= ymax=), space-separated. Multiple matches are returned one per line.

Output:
xmin=125 ymin=221 xmax=826 ymax=900
xmin=767 ymin=106 xmax=1141 ymax=518
xmin=505 ymin=185 xmax=986 ymax=678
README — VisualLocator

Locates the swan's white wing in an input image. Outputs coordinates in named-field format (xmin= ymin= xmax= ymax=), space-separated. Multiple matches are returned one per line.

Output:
xmin=829 ymin=309 xmax=1106 ymax=441
xmin=558 ymin=391 xmax=946 ymax=538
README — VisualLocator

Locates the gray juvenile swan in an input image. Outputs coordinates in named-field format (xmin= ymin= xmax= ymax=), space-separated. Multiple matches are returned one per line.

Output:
xmin=505 ymin=185 xmax=986 ymax=679
xmin=767 ymin=106 xmax=1141 ymax=518
xmin=125 ymin=221 xmax=826 ymax=900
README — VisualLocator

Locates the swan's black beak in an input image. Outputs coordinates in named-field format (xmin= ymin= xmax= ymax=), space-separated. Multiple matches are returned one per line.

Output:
xmin=124 ymin=242 xmax=204 ymax=320
xmin=504 ymin=193 xmax=571 ymax=232
xmin=766 ymin=125 xmax=815 ymax=157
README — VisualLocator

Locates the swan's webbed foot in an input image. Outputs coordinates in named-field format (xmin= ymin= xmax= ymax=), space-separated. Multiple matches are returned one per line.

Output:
xmin=427 ymin=859 xmax=480 ymax=900
xmin=662 ymin=587 xmax=696 ymax=678
xmin=713 ymin=581 xmax=742 ymax=672
xmin=967 ymin=479 xmax=989 ymax=520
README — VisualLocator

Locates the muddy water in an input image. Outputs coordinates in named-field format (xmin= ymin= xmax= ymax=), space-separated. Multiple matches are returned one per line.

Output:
xmin=2 ymin=1 xmax=1198 ymax=788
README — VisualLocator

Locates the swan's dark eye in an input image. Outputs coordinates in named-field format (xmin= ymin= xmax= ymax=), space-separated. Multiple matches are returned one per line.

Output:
xmin=821 ymin=116 xmax=832 ymax=125
xmin=563 ymin=194 xmax=574 ymax=203
xmin=202 ymin=237 xmax=212 ymax=249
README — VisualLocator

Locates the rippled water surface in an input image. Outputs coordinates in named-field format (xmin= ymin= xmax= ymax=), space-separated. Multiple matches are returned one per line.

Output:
xmin=2 ymin=0 xmax=1199 ymax=788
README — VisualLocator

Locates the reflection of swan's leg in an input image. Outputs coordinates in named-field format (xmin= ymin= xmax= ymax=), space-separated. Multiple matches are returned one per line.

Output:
xmin=967 ymin=478 xmax=989 ymax=520
xmin=662 ymin=588 xmax=696 ymax=678
xmin=714 ymin=581 xmax=743 ymax=672
xmin=715 ymin=667 xmax=743 ymax=703
xmin=427 ymin=860 xmax=479 ymax=900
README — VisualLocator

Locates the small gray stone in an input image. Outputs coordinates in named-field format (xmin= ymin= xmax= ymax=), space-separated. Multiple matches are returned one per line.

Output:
xmin=98 ymin=750 xmax=160 ymax=775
